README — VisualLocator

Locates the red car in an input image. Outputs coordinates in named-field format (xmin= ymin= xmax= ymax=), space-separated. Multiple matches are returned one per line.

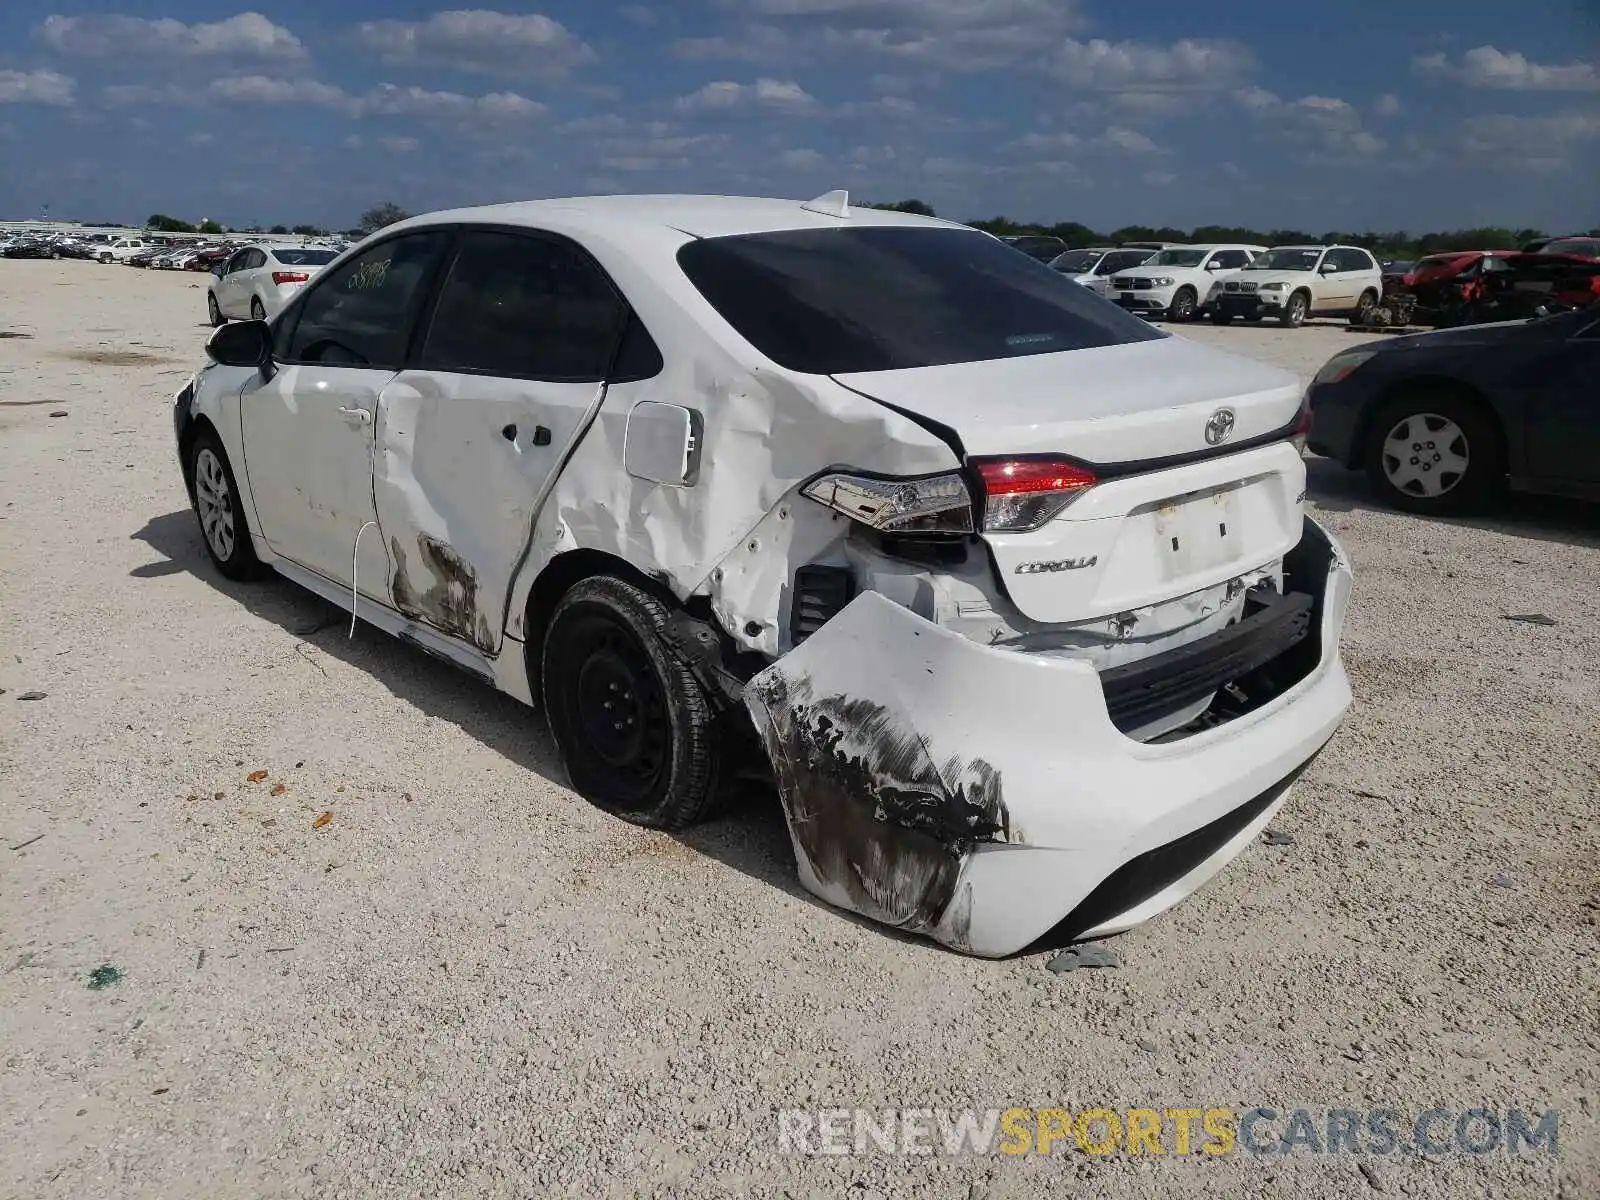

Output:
xmin=1395 ymin=251 xmax=1600 ymax=321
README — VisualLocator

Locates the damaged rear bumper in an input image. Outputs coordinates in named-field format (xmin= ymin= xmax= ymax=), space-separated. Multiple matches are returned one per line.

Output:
xmin=743 ymin=516 xmax=1352 ymax=957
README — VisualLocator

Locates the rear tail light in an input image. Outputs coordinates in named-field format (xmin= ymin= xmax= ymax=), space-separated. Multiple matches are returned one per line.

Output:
xmin=271 ymin=271 xmax=309 ymax=285
xmin=801 ymin=470 xmax=974 ymax=534
xmin=973 ymin=458 xmax=1097 ymax=532
xmin=1291 ymin=404 xmax=1312 ymax=455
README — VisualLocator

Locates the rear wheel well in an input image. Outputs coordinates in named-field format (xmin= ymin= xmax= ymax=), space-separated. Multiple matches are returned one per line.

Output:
xmin=522 ymin=549 xmax=676 ymax=697
xmin=1352 ymin=377 xmax=1506 ymax=470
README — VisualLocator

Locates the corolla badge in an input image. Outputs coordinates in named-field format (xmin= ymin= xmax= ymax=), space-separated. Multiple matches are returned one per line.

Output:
xmin=1015 ymin=556 xmax=1098 ymax=574
xmin=1204 ymin=407 xmax=1237 ymax=446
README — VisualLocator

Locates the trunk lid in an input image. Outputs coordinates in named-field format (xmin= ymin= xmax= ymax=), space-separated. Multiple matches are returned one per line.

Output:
xmin=834 ymin=336 xmax=1307 ymax=625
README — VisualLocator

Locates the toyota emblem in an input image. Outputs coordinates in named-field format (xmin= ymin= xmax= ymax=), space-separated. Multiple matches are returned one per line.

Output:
xmin=1204 ymin=408 xmax=1237 ymax=446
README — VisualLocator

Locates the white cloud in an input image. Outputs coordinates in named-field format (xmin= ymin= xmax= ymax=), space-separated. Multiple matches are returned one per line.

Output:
xmin=921 ymin=155 xmax=979 ymax=176
xmin=1232 ymin=88 xmax=1386 ymax=158
xmin=1108 ymin=91 xmax=1194 ymax=118
xmin=187 ymin=131 xmax=215 ymax=145
xmin=1100 ymin=125 xmax=1162 ymax=153
xmin=680 ymin=0 xmax=1088 ymax=71
xmin=558 ymin=113 xmax=629 ymax=134
xmin=778 ymin=147 xmax=826 ymax=169
xmin=1142 ymin=170 xmax=1175 ymax=186
xmin=379 ymin=135 xmax=419 ymax=153
xmin=620 ymin=5 xmax=657 ymax=24
xmin=353 ymin=10 xmax=595 ymax=79
xmin=1459 ymin=111 xmax=1600 ymax=153
xmin=208 ymin=75 xmax=350 ymax=108
xmin=1007 ymin=130 xmax=1080 ymax=153
xmin=1045 ymin=38 xmax=1255 ymax=91
xmin=674 ymin=78 xmax=819 ymax=114
xmin=0 ymin=68 xmax=75 ymax=106
xmin=100 ymin=76 xmax=546 ymax=125
xmin=595 ymin=130 xmax=729 ymax=172
xmin=1415 ymin=46 xmax=1600 ymax=92
xmin=1372 ymin=93 xmax=1402 ymax=117
xmin=38 ymin=12 xmax=304 ymax=60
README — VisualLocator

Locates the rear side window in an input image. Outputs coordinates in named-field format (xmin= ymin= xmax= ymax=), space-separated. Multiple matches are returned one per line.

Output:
xmin=281 ymin=231 xmax=446 ymax=368
xmin=419 ymin=230 xmax=629 ymax=381
xmin=677 ymin=227 xmax=1162 ymax=374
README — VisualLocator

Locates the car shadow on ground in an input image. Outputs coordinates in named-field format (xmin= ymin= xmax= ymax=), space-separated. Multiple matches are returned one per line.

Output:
xmin=131 ymin=509 xmax=826 ymax=911
xmin=1304 ymin=456 xmax=1600 ymax=547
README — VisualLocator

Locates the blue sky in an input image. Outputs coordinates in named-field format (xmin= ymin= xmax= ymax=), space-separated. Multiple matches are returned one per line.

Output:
xmin=1 ymin=1 xmax=1596 ymax=233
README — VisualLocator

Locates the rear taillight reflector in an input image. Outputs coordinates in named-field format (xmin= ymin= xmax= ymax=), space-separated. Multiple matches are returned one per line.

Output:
xmin=1292 ymin=404 xmax=1312 ymax=455
xmin=973 ymin=458 xmax=1097 ymax=532
xmin=272 ymin=271 xmax=309 ymax=285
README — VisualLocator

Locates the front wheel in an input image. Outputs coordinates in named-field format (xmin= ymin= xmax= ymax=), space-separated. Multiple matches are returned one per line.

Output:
xmin=541 ymin=576 xmax=723 ymax=829
xmin=250 ymin=297 xmax=266 ymax=322
xmin=1167 ymin=287 xmax=1197 ymax=322
xmin=207 ymin=291 xmax=225 ymax=326
xmin=1280 ymin=292 xmax=1309 ymax=327
xmin=189 ymin=431 xmax=266 ymax=579
xmin=1362 ymin=391 xmax=1504 ymax=515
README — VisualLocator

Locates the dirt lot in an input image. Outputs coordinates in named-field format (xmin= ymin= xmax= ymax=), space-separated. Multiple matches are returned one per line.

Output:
xmin=2 ymin=261 xmax=1596 ymax=1199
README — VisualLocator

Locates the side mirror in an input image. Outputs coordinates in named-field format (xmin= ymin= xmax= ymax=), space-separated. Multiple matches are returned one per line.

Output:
xmin=205 ymin=319 xmax=273 ymax=376
xmin=1319 ymin=263 xmax=1339 ymax=274
xmin=1204 ymin=260 xmax=1223 ymax=270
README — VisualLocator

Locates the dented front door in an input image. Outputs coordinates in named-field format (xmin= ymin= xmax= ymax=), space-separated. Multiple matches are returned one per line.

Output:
xmin=370 ymin=228 xmax=629 ymax=654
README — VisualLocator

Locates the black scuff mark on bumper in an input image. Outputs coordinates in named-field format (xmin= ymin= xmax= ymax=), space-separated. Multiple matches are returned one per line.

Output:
xmin=748 ymin=670 xmax=1009 ymax=934
xmin=390 ymin=535 xmax=496 ymax=652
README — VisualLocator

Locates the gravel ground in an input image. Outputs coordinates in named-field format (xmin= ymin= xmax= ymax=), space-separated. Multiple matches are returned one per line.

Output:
xmin=2 ymin=261 xmax=1596 ymax=1199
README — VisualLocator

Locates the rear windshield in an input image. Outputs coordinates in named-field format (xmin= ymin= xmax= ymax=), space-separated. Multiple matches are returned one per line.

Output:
xmin=272 ymin=248 xmax=337 ymax=266
xmin=676 ymin=227 xmax=1162 ymax=374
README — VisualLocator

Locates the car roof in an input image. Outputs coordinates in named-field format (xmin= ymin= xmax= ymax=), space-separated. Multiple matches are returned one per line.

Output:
xmin=408 ymin=193 xmax=966 ymax=242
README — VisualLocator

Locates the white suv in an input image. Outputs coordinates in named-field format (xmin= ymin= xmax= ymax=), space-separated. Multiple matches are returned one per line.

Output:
xmin=98 ymin=237 xmax=148 ymax=264
xmin=173 ymin=193 xmax=1351 ymax=958
xmin=1213 ymin=245 xmax=1384 ymax=327
xmin=1108 ymin=244 xmax=1266 ymax=322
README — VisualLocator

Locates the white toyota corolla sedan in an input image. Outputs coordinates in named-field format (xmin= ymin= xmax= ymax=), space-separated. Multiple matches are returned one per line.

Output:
xmin=173 ymin=192 xmax=1352 ymax=957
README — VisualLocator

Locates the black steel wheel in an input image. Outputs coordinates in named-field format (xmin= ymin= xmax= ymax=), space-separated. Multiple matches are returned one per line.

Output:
xmin=541 ymin=575 xmax=722 ymax=828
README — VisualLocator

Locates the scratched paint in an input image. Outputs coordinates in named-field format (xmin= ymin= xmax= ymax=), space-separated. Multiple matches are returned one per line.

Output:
xmin=747 ymin=668 xmax=1009 ymax=932
xmin=390 ymin=535 xmax=496 ymax=652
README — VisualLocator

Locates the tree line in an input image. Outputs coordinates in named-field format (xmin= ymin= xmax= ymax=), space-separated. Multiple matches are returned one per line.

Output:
xmin=866 ymin=200 xmax=1597 ymax=260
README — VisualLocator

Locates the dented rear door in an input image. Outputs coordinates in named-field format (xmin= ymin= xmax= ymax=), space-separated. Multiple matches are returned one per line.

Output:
xmin=371 ymin=228 xmax=628 ymax=654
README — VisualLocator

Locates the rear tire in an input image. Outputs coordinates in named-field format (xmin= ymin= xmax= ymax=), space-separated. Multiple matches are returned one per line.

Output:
xmin=188 ymin=430 xmax=266 ymax=580
xmin=542 ymin=576 xmax=723 ymax=830
xmin=1351 ymin=290 xmax=1379 ymax=326
xmin=1280 ymin=291 xmax=1309 ymax=327
xmin=1362 ymin=390 xmax=1504 ymax=515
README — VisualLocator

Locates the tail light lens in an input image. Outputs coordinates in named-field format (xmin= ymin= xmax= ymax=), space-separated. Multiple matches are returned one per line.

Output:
xmin=271 ymin=271 xmax=309 ymax=285
xmin=1291 ymin=403 xmax=1312 ymax=455
xmin=974 ymin=458 xmax=1097 ymax=532
xmin=801 ymin=470 xmax=974 ymax=534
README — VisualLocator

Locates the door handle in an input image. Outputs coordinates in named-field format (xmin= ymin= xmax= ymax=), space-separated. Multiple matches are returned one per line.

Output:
xmin=337 ymin=406 xmax=372 ymax=426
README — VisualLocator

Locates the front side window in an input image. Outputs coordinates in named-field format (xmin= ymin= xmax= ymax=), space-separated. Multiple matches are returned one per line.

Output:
xmin=281 ymin=231 xmax=446 ymax=368
xmin=418 ymin=230 xmax=630 ymax=381
xmin=677 ymin=226 xmax=1163 ymax=375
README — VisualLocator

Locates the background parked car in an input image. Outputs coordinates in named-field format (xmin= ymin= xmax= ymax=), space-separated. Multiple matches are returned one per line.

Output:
xmin=1213 ymin=245 xmax=1384 ymax=327
xmin=999 ymin=234 xmax=1068 ymax=262
xmin=97 ymin=237 xmax=149 ymax=263
xmin=2 ymin=236 xmax=56 ymax=259
xmin=207 ymin=244 xmax=340 ymax=323
xmin=1108 ymin=243 xmax=1265 ymax=322
xmin=1537 ymin=236 xmax=1600 ymax=260
xmin=1047 ymin=246 xmax=1156 ymax=295
xmin=1306 ymin=307 xmax=1600 ymax=512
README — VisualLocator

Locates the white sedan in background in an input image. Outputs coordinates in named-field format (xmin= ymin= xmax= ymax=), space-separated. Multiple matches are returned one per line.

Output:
xmin=208 ymin=245 xmax=339 ymax=325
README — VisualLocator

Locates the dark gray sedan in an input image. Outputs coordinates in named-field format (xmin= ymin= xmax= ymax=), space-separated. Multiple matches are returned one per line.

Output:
xmin=1305 ymin=309 xmax=1600 ymax=513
